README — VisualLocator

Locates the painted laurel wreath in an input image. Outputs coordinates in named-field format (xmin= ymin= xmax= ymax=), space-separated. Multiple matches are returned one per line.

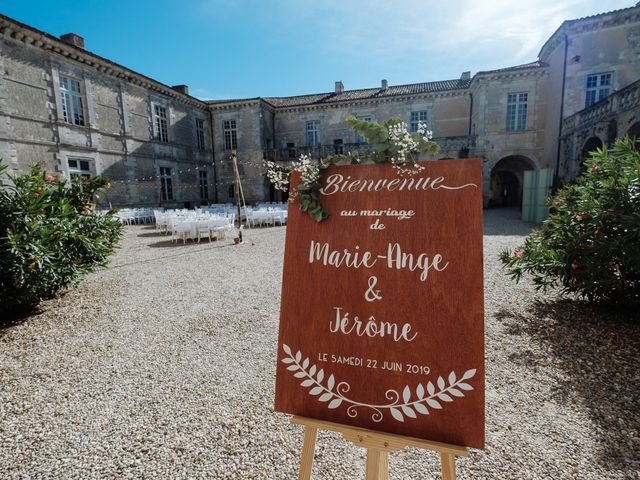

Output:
xmin=281 ymin=344 xmax=476 ymax=423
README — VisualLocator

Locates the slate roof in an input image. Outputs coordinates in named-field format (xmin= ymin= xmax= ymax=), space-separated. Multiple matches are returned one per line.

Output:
xmin=260 ymin=79 xmax=472 ymax=108
xmin=563 ymin=4 xmax=640 ymax=26
xmin=476 ymin=61 xmax=545 ymax=75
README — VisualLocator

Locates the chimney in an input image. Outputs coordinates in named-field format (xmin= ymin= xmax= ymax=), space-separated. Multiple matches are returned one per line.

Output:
xmin=172 ymin=84 xmax=189 ymax=95
xmin=460 ymin=71 xmax=471 ymax=81
xmin=381 ymin=79 xmax=388 ymax=89
xmin=60 ymin=33 xmax=85 ymax=49
xmin=335 ymin=81 xmax=344 ymax=94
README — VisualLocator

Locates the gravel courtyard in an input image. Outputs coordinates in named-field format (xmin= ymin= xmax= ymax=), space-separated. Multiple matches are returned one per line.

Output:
xmin=1 ymin=208 xmax=638 ymax=479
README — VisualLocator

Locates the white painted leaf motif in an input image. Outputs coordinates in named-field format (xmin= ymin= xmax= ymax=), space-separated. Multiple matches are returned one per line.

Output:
xmin=449 ymin=388 xmax=464 ymax=397
xmin=427 ymin=382 xmax=435 ymax=396
xmin=438 ymin=393 xmax=453 ymax=402
xmin=319 ymin=393 xmax=333 ymax=402
xmin=309 ymin=386 xmax=323 ymax=396
xmin=462 ymin=369 xmax=476 ymax=381
xmin=390 ymin=408 xmax=404 ymax=422
xmin=401 ymin=405 xmax=417 ymax=418
xmin=402 ymin=386 xmax=411 ymax=403
xmin=285 ymin=346 xmax=476 ymax=423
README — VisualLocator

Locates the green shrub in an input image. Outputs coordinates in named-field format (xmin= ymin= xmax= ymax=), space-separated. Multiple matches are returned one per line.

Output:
xmin=499 ymin=137 xmax=640 ymax=308
xmin=0 ymin=162 xmax=123 ymax=318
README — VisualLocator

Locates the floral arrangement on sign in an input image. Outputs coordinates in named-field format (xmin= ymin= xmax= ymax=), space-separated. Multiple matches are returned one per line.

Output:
xmin=264 ymin=115 xmax=440 ymax=222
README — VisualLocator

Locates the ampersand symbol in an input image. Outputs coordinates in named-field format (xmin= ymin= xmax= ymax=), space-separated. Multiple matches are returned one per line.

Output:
xmin=364 ymin=275 xmax=382 ymax=302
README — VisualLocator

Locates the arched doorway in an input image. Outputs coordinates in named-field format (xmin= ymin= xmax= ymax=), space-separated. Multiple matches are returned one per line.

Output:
xmin=489 ymin=155 xmax=535 ymax=207
xmin=580 ymin=136 xmax=603 ymax=168
xmin=607 ymin=120 xmax=617 ymax=147
xmin=627 ymin=122 xmax=640 ymax=147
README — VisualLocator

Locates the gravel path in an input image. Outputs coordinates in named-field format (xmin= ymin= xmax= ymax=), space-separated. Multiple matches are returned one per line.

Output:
xmin=1 ymin=208 xmax=638 ymax=479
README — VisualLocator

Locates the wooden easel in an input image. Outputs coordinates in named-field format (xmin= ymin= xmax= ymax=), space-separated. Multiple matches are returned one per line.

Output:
xmin=293 ymin=417 xmax=468 ymax=480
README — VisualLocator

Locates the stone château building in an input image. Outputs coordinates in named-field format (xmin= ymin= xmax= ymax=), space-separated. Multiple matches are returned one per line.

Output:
xmin=1 ymin=4 xmax=639 ymax=208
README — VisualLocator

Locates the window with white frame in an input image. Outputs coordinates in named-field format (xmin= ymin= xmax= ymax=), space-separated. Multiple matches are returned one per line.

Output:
xmin=195 ymin=118 xmax=206 ymax=150
xmin=586 ymin=72 xmax=612 ymax=108
xmin=154 ymin=105 xmax=169 ymax=142
xmin=199 ymin=170 xmax=209 ymax=200
xmin=160 ymin=166 xmax=173 ymax=200
xmin=68 ymin=158 xmax=91 ymax=179
xmin=59 ymin=75 xmax=85 ymax=126
xmin=306 ymin=120 xmax=320 ymax=146
xmin=355 ymin=116 xmax=371 ymax=144
xmin=410 ymin=111 xmax=428 ymax=132
xmin=223 ymin=120 xmax=238 ymax=150
xmin=506 ymin=93 xmax=528 ymax=132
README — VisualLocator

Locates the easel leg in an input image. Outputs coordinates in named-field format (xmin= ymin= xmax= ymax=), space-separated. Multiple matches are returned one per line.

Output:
xmin=440 ymin=452 xmax=456 ymax=480
xmin=298 ymin=425 xmax=318 ymax=480
xmin=365 ymin=448 xmax=389 ymax=480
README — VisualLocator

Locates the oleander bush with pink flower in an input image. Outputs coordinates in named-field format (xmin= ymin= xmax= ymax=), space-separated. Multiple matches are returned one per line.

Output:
xmin=499 ymin=137 xmax=640 ymax=309
xmin=0 ymin=161 xmax=122 ymax=318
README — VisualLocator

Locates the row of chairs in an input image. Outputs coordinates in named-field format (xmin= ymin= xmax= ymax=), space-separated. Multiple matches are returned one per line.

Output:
xmin=170 ymin=218 xmax=235 ymax=244
xmin=115 ymin=208 xmax=157 ymax=224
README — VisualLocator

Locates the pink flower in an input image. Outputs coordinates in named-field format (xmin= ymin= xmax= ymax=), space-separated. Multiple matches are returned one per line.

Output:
xmin=512 ymin=247 xmax=524 ymax=258
xmin=46 ymin=175 xmax=57 ymax=183
xmin=571 ymin=262 xmax=579 ymax=270
xmin=575 ymin=214 xmax=584 ymax=221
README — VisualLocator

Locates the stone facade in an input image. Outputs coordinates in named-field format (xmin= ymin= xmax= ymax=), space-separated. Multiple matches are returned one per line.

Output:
xmin=1 ymin=5 xmax=640 ymax=208
xmin=0 ymin=15 xmax=215 ymax=208
xmin=560 ymin=78 xmax=640 ymax=179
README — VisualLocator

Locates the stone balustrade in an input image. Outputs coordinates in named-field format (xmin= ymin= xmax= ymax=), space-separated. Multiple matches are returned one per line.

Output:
xmin=562 ymin=79 xmax=640 ymax=135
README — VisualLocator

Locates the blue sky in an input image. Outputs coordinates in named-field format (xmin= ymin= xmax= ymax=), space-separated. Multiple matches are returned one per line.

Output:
xmin=3 ymin=1 xmax=633 ymax=99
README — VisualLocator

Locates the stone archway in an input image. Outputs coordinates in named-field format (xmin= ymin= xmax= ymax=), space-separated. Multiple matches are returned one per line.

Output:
xmin=607 ymin=120 xmax=617 ymax=147
xmin=628 ymin=121 xmax=640 ymax=147
xmin=580 ymin=136 xmax=603 ymax=168
xmin=489 ymin=155 xmax=535 ymax=207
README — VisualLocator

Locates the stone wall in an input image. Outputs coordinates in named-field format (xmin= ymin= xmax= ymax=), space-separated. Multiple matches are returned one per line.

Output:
xmin=209 ymin=100 xmax=272 ymax=204
xmin=469 ymin=67 xmax=548 ymax=205
xmin=272 ymin=91 xmax=471 ymax=154
xmin=2 ymin=5 xmax=640 ymax=208
xmin=0 ymin=21 xmax=215 ymax=208
xmin=560 ymin=79 xmax=640 ymax=181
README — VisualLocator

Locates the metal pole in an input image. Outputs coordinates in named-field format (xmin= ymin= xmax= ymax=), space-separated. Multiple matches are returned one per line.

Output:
xmin=231 ymin=150 xmax=243 ymax=244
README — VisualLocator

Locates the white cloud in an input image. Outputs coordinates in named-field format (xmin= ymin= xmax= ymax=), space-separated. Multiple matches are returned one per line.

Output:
xmin=263 ymin=0 xmax=632 ymax=65
xmin=195 ymin=0 xmax=634 ymax=84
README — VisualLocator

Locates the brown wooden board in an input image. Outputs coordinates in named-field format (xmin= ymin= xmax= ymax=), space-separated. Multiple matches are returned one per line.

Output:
xmin=274 ymin=159 xmax=484 ymax=449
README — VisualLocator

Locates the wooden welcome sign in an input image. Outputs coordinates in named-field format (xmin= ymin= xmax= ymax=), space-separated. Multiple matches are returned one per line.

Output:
xmin=275 ymin=159 xmax=484 ymax=476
